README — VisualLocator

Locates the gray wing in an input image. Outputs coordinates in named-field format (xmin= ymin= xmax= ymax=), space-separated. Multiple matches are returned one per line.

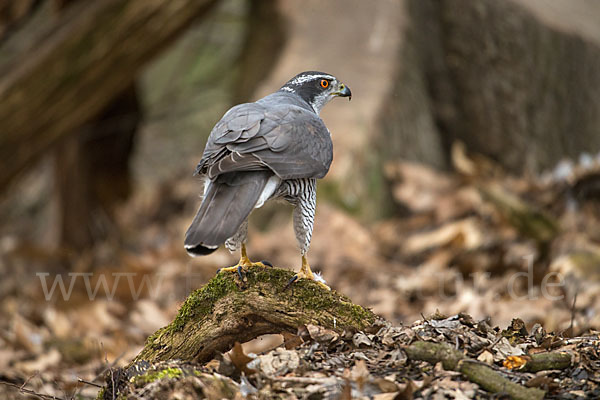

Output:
xmin=196 ymin=102 xmax=333 ymax=180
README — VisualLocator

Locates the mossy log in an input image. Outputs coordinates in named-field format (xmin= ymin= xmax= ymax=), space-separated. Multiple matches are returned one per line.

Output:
xmin=405 ymin=341 xmax=546 ymax=400
xmin=134 ymin=266 xmax=376 ymax=364
xmin=518 ymin=352 xmax=573 ymax=373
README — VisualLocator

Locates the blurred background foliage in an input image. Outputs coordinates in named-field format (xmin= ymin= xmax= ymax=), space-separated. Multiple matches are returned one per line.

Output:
xmin=1 ymin=0 xmax=600 ymax=397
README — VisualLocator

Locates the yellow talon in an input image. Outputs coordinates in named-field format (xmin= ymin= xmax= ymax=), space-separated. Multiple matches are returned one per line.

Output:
xmin=218 ymin=244 xmax=269 ymax=274
xmin=291 ymin=255 xmax=330 ymax=290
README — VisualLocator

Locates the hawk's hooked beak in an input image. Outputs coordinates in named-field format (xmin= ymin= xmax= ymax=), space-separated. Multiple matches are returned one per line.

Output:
xmin=335 ymin=83 xmax=352 ymax=101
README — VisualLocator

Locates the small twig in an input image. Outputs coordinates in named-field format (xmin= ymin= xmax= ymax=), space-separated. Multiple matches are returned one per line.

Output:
xmin=88 ymin=348 xmax=126 ymax=386
xmin=0 ymin=380 xmax=66 ymax=400
xmin=109 ymin=367 xmax=116 ymax=400
xmin=564 ymin=337 xmax=599 ymax=344
xmin=71 ymin=347 xmax=125 ymax=400
xmin=20 ymin=372 xmax=38 ymax=391
xmin=101 ymin=342 xmax=117 ymax=400
xmin=77 ymin=378 xmax=103 ymax=388
xmin=69 ymin=379 xmax=83 ymax=400
xmin=412 ymin=329 xmax=424 ymax=342
xmin=55 ymin=378 xmax=69 ymax=400
xmin=569 ymin=290 xmax=578 ymax=331
xmin=483 ymin=336 xmax=503 ymax=352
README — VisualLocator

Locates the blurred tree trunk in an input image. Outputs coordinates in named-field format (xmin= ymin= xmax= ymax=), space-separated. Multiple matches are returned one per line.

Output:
xmin=54 ymin=86 xmax=140 ymax=250
xmin=0 ymin=1 xmax=39 ymax=38
xmin=51 ymin=0 xmax=140 ymax=250
xmin=372 ymin=0 xmax=600 ymax=217
xmin=378 ymin=0 xmax=600 ymax=174
xmin=233 ymin=0 xmax=286 ymax=104
xmin=0 ymin=0 xmax=219 ymax=192
xmin=0 ymin=0 xmax=219 ymax=250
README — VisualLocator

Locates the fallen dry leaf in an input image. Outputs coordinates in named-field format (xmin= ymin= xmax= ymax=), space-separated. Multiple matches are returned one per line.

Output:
xmin=477 ymin=350 xmax=494 ymax=364
xmin=282 ymin=331 xmax=303 ymax=350
xmin=395 ymin=379 xmax=416 ymax=400
xmin=229 ymin=342 xmax=256 ymax=375
xmin=339 ymin=378 xmax=352 ymax=400
xmin=300 ymin=324 xmax=339 ymax=344
xmin=257 ymin=348 xmax=299 ymax=376
xmin=352 ymin=332 xmax=373 ymax=347
xmin=375 ymin=377 xmax=399 ymax=393
xmin=349 ymin=359 xmax=370 ymax=392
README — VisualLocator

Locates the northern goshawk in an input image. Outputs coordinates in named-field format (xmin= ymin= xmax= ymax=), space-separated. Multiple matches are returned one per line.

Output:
xmin=184 ymin=71 xmax=351 ymax=288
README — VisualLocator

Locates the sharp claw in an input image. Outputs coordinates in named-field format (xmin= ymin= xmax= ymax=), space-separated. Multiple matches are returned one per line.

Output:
xmin=237 ymin=265 xmax=244 ymax=280
xmin=261 ymin=260 xmax=273 ymax=268
xmin=285 ymin=275 xmax=298 ymax=291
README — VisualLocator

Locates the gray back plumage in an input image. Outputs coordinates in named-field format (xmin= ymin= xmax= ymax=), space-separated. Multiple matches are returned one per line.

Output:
xmin=186 ymin=72 xmax=340 ymax=255
xmin=196 ymin=92 xmax=333 ymax=180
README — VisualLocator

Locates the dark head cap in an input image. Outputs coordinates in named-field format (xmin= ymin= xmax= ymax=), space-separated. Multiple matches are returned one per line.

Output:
xmin=279 ymin=71 xmax=351 ymax=114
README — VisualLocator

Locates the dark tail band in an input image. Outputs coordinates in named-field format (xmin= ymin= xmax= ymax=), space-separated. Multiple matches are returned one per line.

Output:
xmin=185 ymin=243 xmax=218 ymax=257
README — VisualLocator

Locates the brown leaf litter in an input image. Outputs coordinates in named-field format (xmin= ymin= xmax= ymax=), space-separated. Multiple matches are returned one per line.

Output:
xmin=99 ymin=313 xmax=599 ymax=399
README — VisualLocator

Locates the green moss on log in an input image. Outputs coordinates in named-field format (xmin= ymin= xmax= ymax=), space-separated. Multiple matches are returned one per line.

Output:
xmin=155 ymin=266 xmax=373 ymax=339
xmin=171 ymin=272 xmax=238 ymax=332
xmin=130 ymin=366 xmax=183 ymax=386
xmin=136 ymin=266 xmax=376 ymax=364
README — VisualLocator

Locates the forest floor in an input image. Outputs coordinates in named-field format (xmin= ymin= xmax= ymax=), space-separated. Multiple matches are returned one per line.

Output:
xmin=1 ymin=148 xmax=600 ymax=398
xmin=105 ymin=310 xmax=599 ymax=399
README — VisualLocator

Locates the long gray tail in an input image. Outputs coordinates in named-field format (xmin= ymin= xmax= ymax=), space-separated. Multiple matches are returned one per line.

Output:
xmin=184 ymin=171 xmax=271 ymax=256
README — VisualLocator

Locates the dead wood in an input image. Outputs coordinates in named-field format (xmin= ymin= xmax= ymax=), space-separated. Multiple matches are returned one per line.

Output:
xmin=0 ymin=0 xmax=219 ymax=191
xmin=404 ymin=341 xmax=546 ymax=400
xmin=519 ymin=352 xmax=573 ymax=373
xmin=134 ymin=266 xmax=377 ymax=364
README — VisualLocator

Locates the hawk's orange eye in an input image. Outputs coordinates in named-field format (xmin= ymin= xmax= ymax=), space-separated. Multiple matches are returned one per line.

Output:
xmin=320 ymin=79 xmax=329 ymax=88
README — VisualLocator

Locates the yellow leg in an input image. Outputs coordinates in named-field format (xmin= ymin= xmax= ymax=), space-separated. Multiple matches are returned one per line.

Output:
xmin=290 ymin=255 xmax=330 ymax=290
xmin=238 ymin=243 xmax=253 ymax=267
xmin=218 ymin=244 xmax=270 ymax=274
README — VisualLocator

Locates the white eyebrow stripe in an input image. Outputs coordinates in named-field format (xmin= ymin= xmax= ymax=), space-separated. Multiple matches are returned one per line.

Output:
xmin=288 ymin=74 xmax=334 ymax=85
xmin=280 ymin=86 xmax=295 ymax=92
